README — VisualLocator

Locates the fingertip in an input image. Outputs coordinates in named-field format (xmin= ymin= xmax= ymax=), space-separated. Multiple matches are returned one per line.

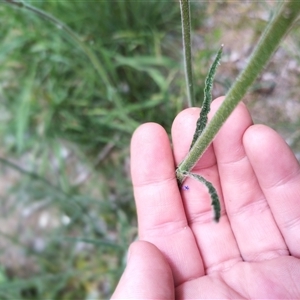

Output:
xmin=243 ymin=124 xmax=269 ymax=146
xmin=243 ymin=124 xmax=300 ymax=188
xmin=131 ymin=122 xmax=165 ymax=151
xmin=171 ymin=107 xmax=200 ymax=149
xmin=171 ymin=97 xmax=229 ymax=166
xmin=172 ymin=107 xmax=200 ymax=129
xmin=130 ymin=122 xmax=174 ymax=186
xmin=112 ymin=241 xmax=174 ymax=299
xmin=127 ymin=240 xmax=167 ymax=264
xmin=171 ymin=96 xmax=226 ymax=138
xmin=243 ymin=124 xmax=281 ymax=162
xmin=171 ymin=107 xmax=204 ymax=165
xmin=212 ymin=98 xmax=252 ymax=164
xmin=127 ymin=241 xmax=173 ymax=279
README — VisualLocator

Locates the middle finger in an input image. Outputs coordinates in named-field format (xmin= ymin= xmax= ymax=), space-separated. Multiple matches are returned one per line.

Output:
xmin=172 ymin=98 xmax=242 ymax=273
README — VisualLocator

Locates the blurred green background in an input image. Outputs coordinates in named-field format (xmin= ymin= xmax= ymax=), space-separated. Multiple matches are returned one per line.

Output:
xmin=0 ymin=1 xmax=299 ymax=299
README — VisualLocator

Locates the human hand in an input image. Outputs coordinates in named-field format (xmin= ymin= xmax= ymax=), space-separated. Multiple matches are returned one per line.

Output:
xmin=112 ymin=97 xmax=300 ymax=299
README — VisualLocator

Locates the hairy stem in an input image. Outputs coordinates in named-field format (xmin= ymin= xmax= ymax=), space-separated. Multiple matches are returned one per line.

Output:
xmin=179 ymin=0 xmax=194 ymax=107
xmin=177 ymin=0 xmax=300 ymax=183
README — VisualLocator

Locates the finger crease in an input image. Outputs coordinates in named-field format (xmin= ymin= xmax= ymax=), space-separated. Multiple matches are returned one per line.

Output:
xmin=263 ymin=168 xmax=300 ymax=190
xmin=229 ymin=197 xmax=269 ymax=217
xmin=282 ymin=214 xmax=300 ymax=230
xmin=141 ymin=219 xmax=188 ymax=238
xmin=134 ymin=175 xmax=176 ymax=188
xmin=206 ymin=257 xmax=242 ymax=274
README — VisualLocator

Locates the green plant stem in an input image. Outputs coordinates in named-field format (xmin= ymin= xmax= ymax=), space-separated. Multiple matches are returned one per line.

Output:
xmin=179 ymin=0 xmax=194 ymax=107
xmin=177 ymin=0 xmax=300 ymax=184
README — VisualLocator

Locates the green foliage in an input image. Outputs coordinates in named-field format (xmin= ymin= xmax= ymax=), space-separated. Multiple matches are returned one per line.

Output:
xmin=0 ymin=1 xmax=204 ymax=298
xmin=0 ymin=0 xmax=299 ymax=299
xmin=0 ymin=0 xmax=187 ymax=153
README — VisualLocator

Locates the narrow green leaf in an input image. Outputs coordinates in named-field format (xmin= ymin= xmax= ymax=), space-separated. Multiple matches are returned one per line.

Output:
xmin=190 ymin=45 xmax=223 ymax=149
xmin=15 ymin=67 xmax=36 ymax=153
xmin=183 ymin=171 xmax=220 ymax=222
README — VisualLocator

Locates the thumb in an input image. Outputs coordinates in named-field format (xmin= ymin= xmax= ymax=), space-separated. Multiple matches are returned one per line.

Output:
xmin=111 ymin=240 xmax=174 ymax=299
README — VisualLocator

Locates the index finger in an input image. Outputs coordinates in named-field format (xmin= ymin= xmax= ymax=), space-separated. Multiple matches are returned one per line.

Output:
xmin=130 ymin=123 xmax=204 ymax=286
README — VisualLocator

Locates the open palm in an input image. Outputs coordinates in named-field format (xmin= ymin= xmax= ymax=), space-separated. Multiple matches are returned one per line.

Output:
xmin=112 ymin=97 xmax=300 ymax=299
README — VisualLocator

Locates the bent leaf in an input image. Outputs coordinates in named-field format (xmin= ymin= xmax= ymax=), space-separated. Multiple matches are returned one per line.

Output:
xmin=182 ymin=171 xmax=220 ymax=222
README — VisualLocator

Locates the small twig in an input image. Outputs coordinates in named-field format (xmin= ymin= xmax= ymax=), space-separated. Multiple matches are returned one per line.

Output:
xmin=94 ymin=135 xmax=120 ymax=166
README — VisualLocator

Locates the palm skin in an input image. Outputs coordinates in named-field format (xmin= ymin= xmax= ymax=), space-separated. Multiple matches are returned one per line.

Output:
xmin=112 ymin=97 xmax=300 ymax=299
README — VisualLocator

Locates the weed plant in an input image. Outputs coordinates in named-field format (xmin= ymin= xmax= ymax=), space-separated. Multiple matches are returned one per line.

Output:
xmin=0 ymin=1 xmax=299 ymax=299
xmin=176 ymin=1 xmax=300 ymax=222
xmin=0 ymin=1 xmax=207 ymax=299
